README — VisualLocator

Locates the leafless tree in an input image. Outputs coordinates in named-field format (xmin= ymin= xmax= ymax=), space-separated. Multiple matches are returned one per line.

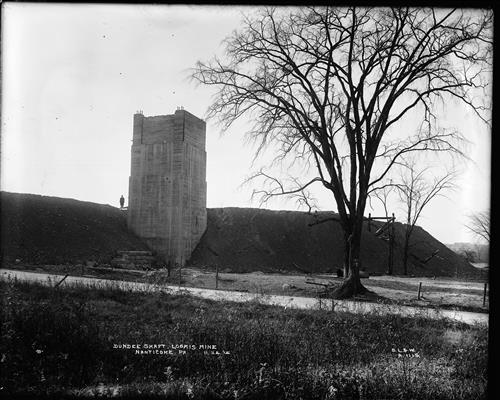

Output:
xmin=393 ymin=158 xmax=457 ymax=275
xmin=370 ymin=184 xmax=394 ymax=220
xmin=461 ymin=249 xmax=477 ymax=263
xmin=465 ymin=210 xmax=490 ymax=244
xmin=192 ymin=7 xmax=492 ymax=298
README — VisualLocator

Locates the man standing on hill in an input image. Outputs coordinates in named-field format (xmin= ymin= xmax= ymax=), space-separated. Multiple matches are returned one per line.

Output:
xmin=119 ymin=195 xmax=125 ymax=209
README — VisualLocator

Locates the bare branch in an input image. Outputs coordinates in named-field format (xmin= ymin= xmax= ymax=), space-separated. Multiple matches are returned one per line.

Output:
xmin=465 ymin=210 xmax=490 ymax=243
xmin=244 ymin=169 xmax=323 ymax=211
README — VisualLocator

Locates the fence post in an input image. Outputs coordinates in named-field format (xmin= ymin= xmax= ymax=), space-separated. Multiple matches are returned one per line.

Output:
xmin=216 ymin=265 xmax=219 ymax=290
xmin=178 ymin=263 xmax=182 ymax=288
xmin=483 ymin=283 xmax=488 ymax=307
xmin=389 ymin=213 xmax=395 ymax=275
xmin=417 ymin=282 xmax=422 ymax=300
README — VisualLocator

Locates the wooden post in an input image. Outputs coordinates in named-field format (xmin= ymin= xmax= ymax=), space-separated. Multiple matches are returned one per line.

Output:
xmin=483 ymin=283 xmax=488 ymax=307
xmin=55 ymin=274 xmax=69 ymax=288
xmin=215 ymin=265 xmax=219 ymax=290
xmin=417 ymin=282 xmax=422 ymax=300
xmin=178 ymin=263 xmax=182 ymax=288
xmin=389 ymin=213 xmax=395 ymax=275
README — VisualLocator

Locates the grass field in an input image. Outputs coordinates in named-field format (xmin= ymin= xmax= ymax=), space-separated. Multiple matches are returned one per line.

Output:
xmin=0 ymin=278 xmax=488 ymax=399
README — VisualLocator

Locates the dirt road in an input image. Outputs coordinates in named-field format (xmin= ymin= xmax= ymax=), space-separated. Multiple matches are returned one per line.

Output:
xmin=1 ymin=268 xmax=488 ymax=326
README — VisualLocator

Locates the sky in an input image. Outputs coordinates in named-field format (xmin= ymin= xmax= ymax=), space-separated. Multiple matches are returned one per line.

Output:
xmin=1 ymin=3 xmax=492 ymax=245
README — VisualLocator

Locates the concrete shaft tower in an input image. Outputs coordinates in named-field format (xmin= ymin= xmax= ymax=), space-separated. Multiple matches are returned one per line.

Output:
xmin=127 ymin=109 xmax=207 ymax=265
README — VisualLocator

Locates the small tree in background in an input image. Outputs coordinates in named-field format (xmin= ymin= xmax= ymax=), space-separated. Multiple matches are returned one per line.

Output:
xmin=393 ymin=158 xmax=457 ymax=275
xmin=465 ymin=210 xmax=490 ymax=244
xmin=461 ymin=249 xmax=477 ymax=263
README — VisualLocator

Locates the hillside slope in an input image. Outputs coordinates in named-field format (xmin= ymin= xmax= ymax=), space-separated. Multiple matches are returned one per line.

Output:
xmin=188 ymin=208 xmax=478 ymax=277
xmin=1 ymin=192 xmax=477 ymax=277
xmin=1 ymin=192 xmax=149 ymax=265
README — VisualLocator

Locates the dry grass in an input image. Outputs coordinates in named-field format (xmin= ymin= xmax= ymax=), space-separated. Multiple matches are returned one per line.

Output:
xmin=0 ymin=278 xmax=489 ymax=399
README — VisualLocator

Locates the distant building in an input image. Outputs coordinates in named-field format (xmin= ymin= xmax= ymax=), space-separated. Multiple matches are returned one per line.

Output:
xmin=127 ymin=109 xmax=207 ymax=265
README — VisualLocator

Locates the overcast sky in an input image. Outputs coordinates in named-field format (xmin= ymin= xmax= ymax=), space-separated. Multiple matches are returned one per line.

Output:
xmin=1 ymin=3 xmax=491 ymax=245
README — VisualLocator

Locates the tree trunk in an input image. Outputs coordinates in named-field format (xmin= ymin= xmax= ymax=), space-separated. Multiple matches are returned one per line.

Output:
xmin=403 ymin=240 xmax=409 ymax=275
xmin=403 ymin=227 xmax=411 ymax=275
xmin=343 ymin=232 xmax=351 ymax=277
xmin=333 ymin=223 xmax=369 ymax=299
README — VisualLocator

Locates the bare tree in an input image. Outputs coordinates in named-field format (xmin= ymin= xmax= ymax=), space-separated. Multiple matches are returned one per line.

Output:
xmin=393 ymin=158 xmax=457 ymax=275
xmin=465 ymin=210 xmax=490 ymax=244
xmin=192 ymin=7 xmax=492 ymax=298
xmin=461 ymin=249 xmax=477 ymax=263
xmin=370 ymin=184 xmax=394 ymax=220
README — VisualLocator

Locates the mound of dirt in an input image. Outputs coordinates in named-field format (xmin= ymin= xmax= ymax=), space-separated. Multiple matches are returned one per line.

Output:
xmin=188 ymin=208 xmax=479 ymax=277
xmin=1 ymin=192 xmax=478 ymax=278
xmin=1 ymin=191 xmax=149 ymax=265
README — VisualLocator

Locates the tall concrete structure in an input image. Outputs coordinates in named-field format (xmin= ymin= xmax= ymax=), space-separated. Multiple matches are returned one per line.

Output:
xmin=127 ymin=109 xmax=207 ymax=265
